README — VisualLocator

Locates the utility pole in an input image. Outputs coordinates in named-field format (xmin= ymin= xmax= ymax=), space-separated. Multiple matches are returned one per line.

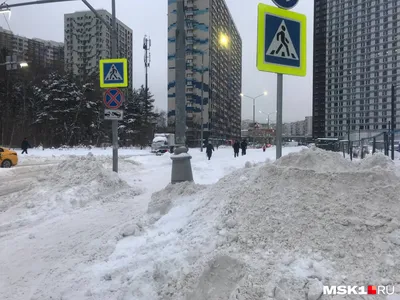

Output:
xmin=200 ymin=51 xmax=205 ymax=152
xmin=170 ymin=0 xmax=193 ymax=183
xmin=143 ymin=35 xmax=151 ymax=144
xmin=110 ymin=0 xmax=118 ymax=172
xmin=143 ymin=35 xmax=151 ymax=118
xmin=391 ymin=84 xmax=396 ymax=160
xmin=347 ymin=116 xmax=350 ymax=154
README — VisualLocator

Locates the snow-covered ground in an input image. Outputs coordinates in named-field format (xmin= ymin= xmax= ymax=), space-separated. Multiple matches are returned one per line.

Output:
xmin=1 ymin=146 xmax=400 ymax=300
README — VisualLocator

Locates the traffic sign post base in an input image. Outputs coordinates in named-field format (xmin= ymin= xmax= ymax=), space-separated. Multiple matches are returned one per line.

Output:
xmin=170 ymin=146 xmax=193 ymax=184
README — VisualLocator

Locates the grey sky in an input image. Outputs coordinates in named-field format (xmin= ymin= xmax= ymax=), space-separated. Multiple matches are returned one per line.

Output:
xmin=0 ymin=0 xmax=313 ymax=123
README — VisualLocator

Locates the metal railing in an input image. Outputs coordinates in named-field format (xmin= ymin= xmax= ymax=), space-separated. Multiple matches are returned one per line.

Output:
xmin=338 ymin=131 xmax=399 ymax=160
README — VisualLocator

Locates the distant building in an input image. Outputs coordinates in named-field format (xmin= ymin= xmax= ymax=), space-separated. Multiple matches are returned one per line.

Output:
xmin=0 ymin=26 xmax=64 ymax=70
xmin=167 ymin=0 xmax=242 ymax=145
xmin=282 ymin=116 xmax=313 ymax=136
xmin=64 ymin=10 xmax=133 ymax=84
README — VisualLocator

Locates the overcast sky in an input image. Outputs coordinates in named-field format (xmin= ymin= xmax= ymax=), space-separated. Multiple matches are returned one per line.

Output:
xmin=0 ymin=0 xmax=313 ymax=123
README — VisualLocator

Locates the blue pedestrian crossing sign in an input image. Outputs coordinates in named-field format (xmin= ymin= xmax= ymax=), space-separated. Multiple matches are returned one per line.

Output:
xmin=99 ymin=58 xmax=128 ymax=88
xmin=257 ymin=4 xmax=306 ymax=77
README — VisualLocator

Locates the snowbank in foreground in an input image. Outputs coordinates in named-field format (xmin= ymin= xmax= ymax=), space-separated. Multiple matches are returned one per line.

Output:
xmin=89 ymin=148 xmax=400 ymax=300
xmin=0 ymin=154 xmax=142 ymax=231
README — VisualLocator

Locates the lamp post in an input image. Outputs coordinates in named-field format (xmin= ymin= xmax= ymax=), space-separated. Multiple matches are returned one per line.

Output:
xmin=391 ymin=84 xmax=396 ymax=160
xmin=259 ymin=110 xmax=277 ymax=128
xmin=200 ymin=47 xmax=209 ymax=152
xmin=218 ymin=33 xmax=231 ymax=140
xmin=240 ymin=92 xmax=267 ymax=145
xmin=199 ymin=34 xmax=229 ymax=151
xmin=240 ymin=92 xmax=268 ymax=126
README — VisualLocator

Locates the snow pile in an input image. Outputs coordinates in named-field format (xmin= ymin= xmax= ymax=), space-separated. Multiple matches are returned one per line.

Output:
xmin=357 ymin=152 xmax=396 ymax=171
xmin=148 ymin=182 xmax=206 ymax=215
xmin=38 ymin=154 xmax=142 ymax=209
xmin=1 ymin=154 xmax=142 ymax=226
xmin=128 ymin=149 xmax=400 ymax=300
xmin=275 ymin=147 xmax=352 ymax=172
xmin=47 ymin=154 xmax=125 ymax=188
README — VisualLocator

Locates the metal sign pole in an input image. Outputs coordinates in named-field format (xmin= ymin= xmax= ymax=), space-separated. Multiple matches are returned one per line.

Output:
xmin=111 ymin=0 xmax=118 ymax=173
xmin=276 ymin=73 xmax=283 ymax=159
xmin=391 ymin=84 xmax=396 ymax=160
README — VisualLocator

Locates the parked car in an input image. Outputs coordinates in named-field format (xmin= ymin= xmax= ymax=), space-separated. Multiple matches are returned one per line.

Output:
xmin=155 ymin=145 xmax=171 ymax=156
xmin=0 ymin=147 xmax=18 ymax=168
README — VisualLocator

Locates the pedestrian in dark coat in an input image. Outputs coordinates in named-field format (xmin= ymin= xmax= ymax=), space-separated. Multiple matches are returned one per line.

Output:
xmin=206 ymin=142 xmax=214 ymax=160
xmin=241 ymin=140 xmax=248 ymax=156
xmin=233 ymin=140 xmax=240 ymax=158
xmin=21 ymin=137 xmax=31 ymax=154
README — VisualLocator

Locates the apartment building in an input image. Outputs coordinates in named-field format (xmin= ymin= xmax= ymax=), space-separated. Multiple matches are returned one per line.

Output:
xmin=313 ymin=0 xmax=400 ymax=138
xmin=167 ymin=0 xmax=242 ymax=146
xmin=64 ymin=10 xmax=133 ymax=85
xmin=0 ymin=26 xmax=63 ymax=69
xmin=283 ymin=116 xmax=313 ymax=136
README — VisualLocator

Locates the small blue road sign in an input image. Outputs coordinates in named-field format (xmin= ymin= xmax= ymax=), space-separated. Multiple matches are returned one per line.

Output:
xmin=257 ymin=4 xmax=306 ymax=76
xmin=272 ymin=0 xmax=299 ymax=10
xmin=103 ymin=88 xmax=124 ymax=109
xmin=99 ymin=58 xmax=128 ymax=88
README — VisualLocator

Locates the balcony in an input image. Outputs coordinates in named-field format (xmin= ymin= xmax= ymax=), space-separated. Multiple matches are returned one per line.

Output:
xmin=186 ymin=29 xmax=194 ymax=37
xmin=185 ymin=9 xmax=194 ymax=16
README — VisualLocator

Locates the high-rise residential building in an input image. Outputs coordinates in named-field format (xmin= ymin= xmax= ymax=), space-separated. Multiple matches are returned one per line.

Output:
xmin=313 ymin=0 xmax=400 ymax=138
xmin=167 ymin=0 xmax=242 ymax=146
xmin=0 ymin=26 xmax=64 ymax=69
xmin=64 ymin=10 xmax=133 ymax=85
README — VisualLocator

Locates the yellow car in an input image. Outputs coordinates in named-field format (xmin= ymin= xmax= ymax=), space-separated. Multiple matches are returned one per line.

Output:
xmin=0 ymin=147 xmax=18 ymax=168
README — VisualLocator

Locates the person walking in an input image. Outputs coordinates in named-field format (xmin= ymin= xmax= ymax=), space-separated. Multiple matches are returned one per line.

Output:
xmin=206 ymin=141 xmax=214 ymax=160
xmin=241 ymin=139 xmax=248 ymax=156
xmin=21 ymin=137 xmax=31 ymax=154
xmin=233 ymin=140 xmax=240 ymax=158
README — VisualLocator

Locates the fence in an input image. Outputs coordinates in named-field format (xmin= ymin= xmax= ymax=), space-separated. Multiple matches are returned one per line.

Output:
xmin=338 ymin=131 xmax=400 ymax=160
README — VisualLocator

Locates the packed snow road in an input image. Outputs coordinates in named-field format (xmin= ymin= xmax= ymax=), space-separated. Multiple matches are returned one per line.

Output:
xmin=0 ymin=146 xmax=304 ymax=300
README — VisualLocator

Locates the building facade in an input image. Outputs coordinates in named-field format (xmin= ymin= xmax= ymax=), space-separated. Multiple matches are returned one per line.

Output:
xmin=64 ymin=10 xmax=133 ymax=85
xmin=282 ymin=116 xmax=313 ymax=136
xmin=0 ymin=26 xmax=64 ymax=69
xmin=313 ymin=0 xmax=400 ymax=138
xmin=167 ymin=0 xmax=242 ymax=146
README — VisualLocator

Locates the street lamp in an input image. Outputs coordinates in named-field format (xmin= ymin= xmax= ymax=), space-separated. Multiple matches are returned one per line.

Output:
xmin=240 ymin=92 xmax=268 ymax=125
xmin=0 ymin=8 xmax=11 ymax=18
xmin=259 ymin=110 xmax=277 ymax=128
xmin=199 ymin=47 xmax=209 ymax=152
xmin=219 ymin=33 xmax=229 ymax=48
xmin=19 ymin=62 xmax=28 ymax=68
xmin=199 ymin=33 xmax=231 ymax=151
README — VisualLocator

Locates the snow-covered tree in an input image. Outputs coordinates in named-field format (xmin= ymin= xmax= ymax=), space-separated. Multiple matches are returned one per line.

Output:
xmin=32 ymin=72 xmax=84 ymax=146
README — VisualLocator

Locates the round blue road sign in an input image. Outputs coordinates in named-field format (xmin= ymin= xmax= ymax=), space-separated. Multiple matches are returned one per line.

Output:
xmin=272 ymin=0 xmax=299 ymax=10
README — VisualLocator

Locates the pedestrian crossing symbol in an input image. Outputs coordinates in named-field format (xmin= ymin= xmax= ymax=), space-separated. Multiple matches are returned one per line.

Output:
xmin=267 ymin=20 xmax=299 ymax=60
xmin=105 ymin=64 xmax=123 ymax=81
xmin=99 ymin=58 xmax=128 ymax=88
xmin=257 ymin=4 xmax=306 ymax=77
